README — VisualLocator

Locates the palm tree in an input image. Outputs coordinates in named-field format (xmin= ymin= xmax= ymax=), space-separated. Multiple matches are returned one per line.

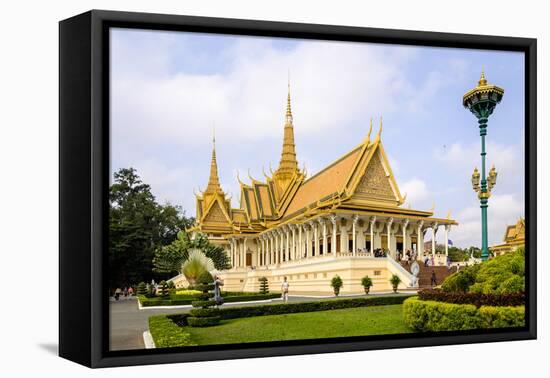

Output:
xmin=182 ymin=249 xmax=215 ymax=285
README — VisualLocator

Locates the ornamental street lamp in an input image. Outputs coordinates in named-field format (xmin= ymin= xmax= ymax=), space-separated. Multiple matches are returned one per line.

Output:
xmin=463 ymin=71 xmax=504 ymax=261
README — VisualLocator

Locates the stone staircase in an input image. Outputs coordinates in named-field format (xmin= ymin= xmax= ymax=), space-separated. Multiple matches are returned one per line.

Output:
xmin=399 ymin=262 xmax=457 ymax=288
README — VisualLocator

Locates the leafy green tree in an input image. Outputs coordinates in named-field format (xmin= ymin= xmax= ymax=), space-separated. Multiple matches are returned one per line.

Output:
xmin=109 ymin=168 xmax=194 ymax=289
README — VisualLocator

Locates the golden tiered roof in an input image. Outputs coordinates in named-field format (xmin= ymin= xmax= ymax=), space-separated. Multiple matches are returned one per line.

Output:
xmin=192 ymin=86 xmax=456 ymax=237
xmin=490 ymin=218 xmax=525 ymax=256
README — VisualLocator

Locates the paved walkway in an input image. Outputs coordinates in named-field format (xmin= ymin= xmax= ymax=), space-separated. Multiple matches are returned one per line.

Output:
xmin=109 ymin=292 xmax=412 ymax=351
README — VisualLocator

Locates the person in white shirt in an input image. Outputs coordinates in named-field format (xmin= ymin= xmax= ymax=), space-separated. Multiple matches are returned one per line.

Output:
xmin=281 ymin=276 xmax=289 ymax=302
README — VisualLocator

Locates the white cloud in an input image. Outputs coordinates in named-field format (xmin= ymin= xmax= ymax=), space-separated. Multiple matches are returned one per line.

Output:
xmin=434 ymin=141 xmax=523 ymax=191
xmin=401 ymin=178 xmax=431 ymax=210
xmin=111 ymin=33 xmax=425 ymax=154
xmin=450 ymin=193 xmax=524 ymax=247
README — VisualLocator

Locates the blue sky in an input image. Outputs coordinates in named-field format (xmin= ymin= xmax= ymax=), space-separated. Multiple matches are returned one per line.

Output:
xmin=110 ymin=28 xmax=525 ymax=248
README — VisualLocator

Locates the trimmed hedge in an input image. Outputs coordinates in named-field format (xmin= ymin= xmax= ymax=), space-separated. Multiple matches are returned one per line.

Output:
xmin=187 ymin=316 xmax=221 ymax=327
xmin=403 ymin=297 xmax=525 ymax=332
xmin=139 ymin=293 xmax=281 ymax=307
xmin=148 ymin=315 xmax=196 ymax=348
xmin=168 ymin=294 xmax=414 ymax=326
xmin=418 ymin=289 xmax=525 ymax=308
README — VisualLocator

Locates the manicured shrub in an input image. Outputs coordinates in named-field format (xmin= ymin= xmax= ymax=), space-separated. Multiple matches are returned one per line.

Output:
xmin=478 ymin=305 xmax=525 ymax=328
xmin=361 ymin=275 xmax=373 ymax=295
xmin=259 ymin=277 xmax=269 ymax=294
xmin=188 ymin=271 xmax=220 ymax=327
xmin=167 ymin=280 xmax=175 ymax=289
xmin=148 ymin=315 xmax=195 ymax=348
xmin=137 ymin=282 xmax=147 ymax=295
xmin=441 ymin=250 xmax=524 ymax=294
xmin=216 ymin=294 xmax=413 ymax=320
xmin=331 ymin=275 xmax=343 ymax=296
xmin=175 ymin=289 xmax=202 ymax=296
xmin=187 ymin=316 xmax=221 ymax=327
xmin=390 ymin=274 xmax=401 ymax=293
xmin=158 ymin=280 xmax=169 ymax=298
xmin=441 ymin=264 xmax=480 ymax=293
xmin=402 ymin=297 xmax=525 ymax=332
xmin=418 ymin=289 xmax=525 ymax=307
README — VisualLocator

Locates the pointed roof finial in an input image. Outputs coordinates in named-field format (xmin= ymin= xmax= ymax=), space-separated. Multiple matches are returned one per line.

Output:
xmin=364 ymin=118 xmax=373 ymax=144
xmin=275 ymin=75 xmax=300 ymax=181
xmin=376 ymin=116 xmax=383 ymax=140
xmin=286 ymin=71 xmax=293 ymax=124
xmin=204 ymin=131 xmax=223 ymax=194
xmin=478 ymin=69 xmax=487 ymax=86
xmin=212 ymin=124 xmax=216 ymax=147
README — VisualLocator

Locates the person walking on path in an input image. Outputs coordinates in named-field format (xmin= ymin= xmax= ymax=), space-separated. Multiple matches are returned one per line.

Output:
xmin=430 ymin=270 xmax=437 ymax=286
xmin=281 ymin=276 xmax=289 ymax=303
xmin=214 ymin=275 xmax=224 ymax=307
xmin=114 ymin=287 xmax=122 ymax=301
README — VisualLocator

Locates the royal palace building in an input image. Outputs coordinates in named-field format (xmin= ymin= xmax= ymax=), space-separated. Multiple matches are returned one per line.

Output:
xmin=189 ymin=88 xmax=458 ymax=294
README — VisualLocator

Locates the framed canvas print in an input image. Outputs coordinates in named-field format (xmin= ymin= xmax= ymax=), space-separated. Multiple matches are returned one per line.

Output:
xmin=59 ymin=10 xmax=536 ymax=368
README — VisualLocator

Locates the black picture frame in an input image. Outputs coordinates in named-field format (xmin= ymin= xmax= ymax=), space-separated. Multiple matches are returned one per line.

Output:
xmin=59 ymin=9 xmax=537 ymax=368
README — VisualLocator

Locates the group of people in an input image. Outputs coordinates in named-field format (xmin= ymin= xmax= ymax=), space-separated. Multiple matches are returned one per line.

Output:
xmin=396 ymin=249 xmax=416 ymax=264
xmin=113 ymin=286 xmax=134 ymax=300
xmin=372 ymin=248 xmax=388 ymax=258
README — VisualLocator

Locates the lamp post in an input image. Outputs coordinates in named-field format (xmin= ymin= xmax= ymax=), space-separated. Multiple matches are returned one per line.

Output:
xmin=463 ymin=71 xmax=504 ymax=261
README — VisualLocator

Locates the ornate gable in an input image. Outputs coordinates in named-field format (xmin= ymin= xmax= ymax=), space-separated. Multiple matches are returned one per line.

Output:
xmin=345 ymin=140 xmax=403 ymax=206
xmin=202 ymin=197 xmax=232 ymax=226
xmin=354 ymin=150 xmax=395 ymax=200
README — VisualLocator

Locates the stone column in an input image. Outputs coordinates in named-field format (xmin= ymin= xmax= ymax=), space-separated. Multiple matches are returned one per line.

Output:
xmin=243 ymin=238 xmax=248 ymax=268
xmin=432 ymin=222 xmax=438 ymax=256
xmin=445 ymin=225 xmax=450 ymax=256
xmin=266 ymin=232 xmax=273 ymax=265
xmin=370 ymin=217 xmax=376 ymax=255
xmin=305 ymin=224 xmax=311 ymax=258
xmin=298 ymin=225 xmax=303 ymax=259
xmin=417 ymin=221 xmax=424 ymax=258
xmin=311 ymin=221 xmax=318 ymax=257
xmin=285 ymin=226 xmax=290 ymax=262
xmin=352 ymin=215 xmax=359 ymax=256
xmin=273 ymin=231 xmax=279 ymax=264
xmin=340 ymin=219 xmax=348 ymax=253
xmin=403 ymin=219 xmax=409 ymax=254
xmin=290 ymin=225 xmax=296 ymax=261
xmin=280 ymin=229 xmax=285 ymax=263
xmin=387 ymin=218 xmax=394 ymax=257
xmin=320 ymin=218 xmax=327 ymax=255
xmin=330 ymin=214 xmax=337 ymax=255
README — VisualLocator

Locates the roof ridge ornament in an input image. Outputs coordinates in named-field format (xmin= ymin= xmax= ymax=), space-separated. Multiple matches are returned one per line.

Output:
xmin=364 ymin=118 xmax=373 ymax=144
xmin=376 ymin=116 xmax=383 ymax=141
xmin=478 ymin=69 xmax=487 ymax=86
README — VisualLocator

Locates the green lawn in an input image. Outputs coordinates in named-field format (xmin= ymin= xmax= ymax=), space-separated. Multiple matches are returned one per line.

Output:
xmin=182 ymin=304 xmax=411 ymax=345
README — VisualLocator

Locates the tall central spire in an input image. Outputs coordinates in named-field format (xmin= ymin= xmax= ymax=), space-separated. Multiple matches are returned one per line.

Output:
xmin=205 ymin=129 xmax=223 ymax=194
xmin=275 ymin=81 xmax=299 ymax=180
